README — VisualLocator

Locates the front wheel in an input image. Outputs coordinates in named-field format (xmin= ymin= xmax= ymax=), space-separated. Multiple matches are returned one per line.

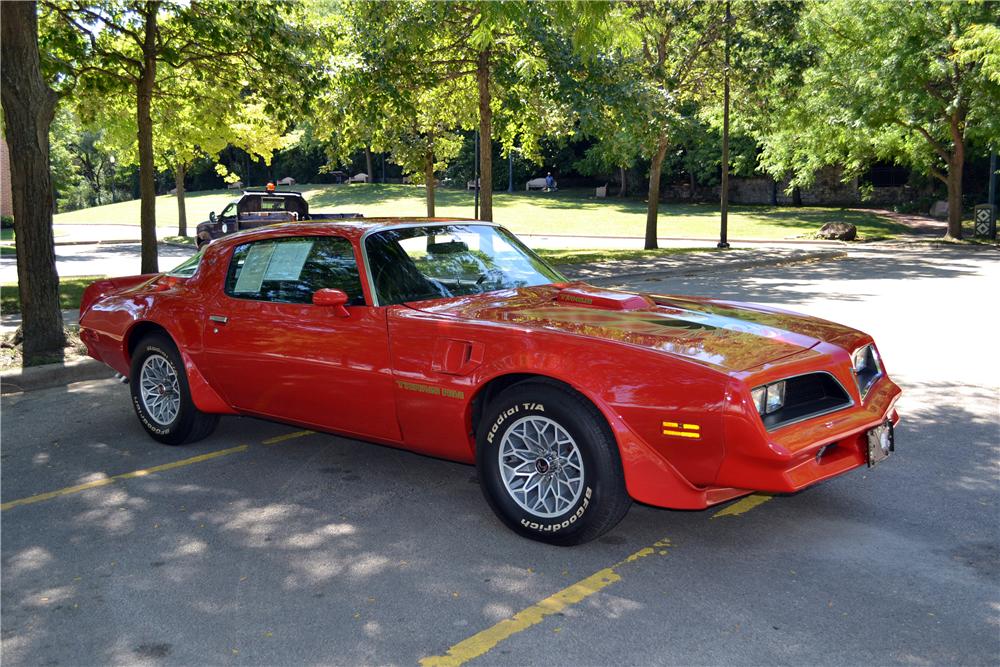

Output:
xmin=129 ymin=334 xmax=219 ymax=445
xmin=476 ymin=382 xmax=631 ymax=545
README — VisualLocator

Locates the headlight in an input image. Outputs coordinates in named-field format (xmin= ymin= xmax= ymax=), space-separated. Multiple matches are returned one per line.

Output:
xmin=852 ymin=344 xmax=882 ymax=399
xmin=852 ymin=346 xmax=870 ymax=373
xmin=751 ymin=380 xmax=786 ymax=415
xmin=751 ymin=386 xmax=766 ymax=414
xmin=766 ymin=381 xmax=786 ymax=413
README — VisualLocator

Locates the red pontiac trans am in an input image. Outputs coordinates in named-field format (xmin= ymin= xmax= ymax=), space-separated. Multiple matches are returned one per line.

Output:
xmin=79 ymin=219 xmax=900 ymax=545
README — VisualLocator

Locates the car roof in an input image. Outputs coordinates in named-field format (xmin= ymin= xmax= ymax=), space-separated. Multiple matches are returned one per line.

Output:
xmin=208 ymin=217 xmax=486 ymax=248
xmin=240 ymin=189 xmax=304 ymax=197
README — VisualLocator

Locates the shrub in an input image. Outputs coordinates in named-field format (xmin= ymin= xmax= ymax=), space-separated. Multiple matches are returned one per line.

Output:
xmin=0 ymin=215 xmax=13 ymax=229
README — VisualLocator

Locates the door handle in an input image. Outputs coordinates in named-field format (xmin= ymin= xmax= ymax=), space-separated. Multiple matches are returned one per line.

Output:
xmin=209 ymin=315 xmax=228 ymax=324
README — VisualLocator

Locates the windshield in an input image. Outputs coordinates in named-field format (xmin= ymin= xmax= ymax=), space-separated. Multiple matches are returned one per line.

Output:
xmin=364 ymin=224 xmax=563 ymax=306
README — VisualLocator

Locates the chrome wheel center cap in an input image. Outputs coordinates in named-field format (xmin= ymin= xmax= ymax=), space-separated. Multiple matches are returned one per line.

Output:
xmin=534 ymin=458 xmax=551 ymax=474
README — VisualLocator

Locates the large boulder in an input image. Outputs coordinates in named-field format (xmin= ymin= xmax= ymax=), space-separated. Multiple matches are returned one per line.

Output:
xmin=930 ymin=200 xmax=949 ymax=218
xmin=818 ymin=221 xmax=858 ymax=241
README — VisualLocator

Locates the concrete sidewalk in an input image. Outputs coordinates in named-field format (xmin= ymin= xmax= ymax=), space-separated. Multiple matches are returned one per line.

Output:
xmin=559 ymin=248 xmax=846 ymax=285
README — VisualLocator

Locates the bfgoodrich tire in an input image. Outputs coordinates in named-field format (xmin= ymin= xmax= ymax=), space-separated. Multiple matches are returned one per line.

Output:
xmin=129 ymin=334 xmax=219 ymax=446
xmin=476 ymin=381 xmax=631 ymax=545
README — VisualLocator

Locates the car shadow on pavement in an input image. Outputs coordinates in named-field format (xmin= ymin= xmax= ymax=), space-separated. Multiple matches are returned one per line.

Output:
xmin=629 ymin=245 xmax=993 ymax=306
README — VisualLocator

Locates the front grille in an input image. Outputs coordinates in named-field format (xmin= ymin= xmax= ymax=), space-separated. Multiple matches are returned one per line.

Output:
xmin=761 ymin=372 xmax=853 ymax=431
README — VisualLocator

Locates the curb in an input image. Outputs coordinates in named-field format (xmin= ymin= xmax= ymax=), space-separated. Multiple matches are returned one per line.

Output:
xmin=569 ymin=250 xmax=848 ymax=285
xmin=1 ymin=358 xmax=116 ymax=395
xmin=519 ymin=232 xmax=845 ymax=246
xmin=53 ymin=239 xmax=142 ymax=246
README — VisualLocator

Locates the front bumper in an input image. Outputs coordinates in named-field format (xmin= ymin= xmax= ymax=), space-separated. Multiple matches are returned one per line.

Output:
xmin=715 ymin=373 xmax=902 ymax=493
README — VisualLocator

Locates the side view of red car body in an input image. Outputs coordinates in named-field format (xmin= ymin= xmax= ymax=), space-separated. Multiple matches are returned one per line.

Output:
xmin=79 ymin=219 xmax=901 ymax=544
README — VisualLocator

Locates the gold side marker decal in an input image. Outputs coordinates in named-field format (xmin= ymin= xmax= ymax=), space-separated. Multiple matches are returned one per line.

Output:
xmin=662 ymin=421 xmax=701 ymax=439
xmin=396 ymin=380 xmax=465 ymax=400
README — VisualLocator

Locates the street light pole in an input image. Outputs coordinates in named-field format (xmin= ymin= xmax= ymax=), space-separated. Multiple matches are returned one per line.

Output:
xmin=718 ymin=0 xmax=732 ymax=250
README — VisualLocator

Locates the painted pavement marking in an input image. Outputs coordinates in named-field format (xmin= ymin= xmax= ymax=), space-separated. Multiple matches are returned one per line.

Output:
xmin=711 ymin=493 xmax=774 ymax=518
xmin=419 ymin=537 xmax=672 ymax=667
xmin=0 ymin=444 xmax=249 ymax=511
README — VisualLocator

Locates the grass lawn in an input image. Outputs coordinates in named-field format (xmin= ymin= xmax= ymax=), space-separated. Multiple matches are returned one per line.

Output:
xmin=1 ymin=275 xmax=104 ymax=315
xmin=1 ymin=246 xmax=16 ymax=257
xmin=53 ymin=183 xmax=910 ymax=240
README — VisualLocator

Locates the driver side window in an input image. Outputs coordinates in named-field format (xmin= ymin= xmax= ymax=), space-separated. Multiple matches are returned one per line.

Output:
xmin=224 ymin=236 xmax=366 ymax=305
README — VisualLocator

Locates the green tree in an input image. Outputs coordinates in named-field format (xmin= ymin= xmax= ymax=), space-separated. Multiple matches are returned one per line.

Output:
xmin=41 ymin=0 xmax=317 ymax=271
xmin=756 ymin=0 xmax=1000 ymax=239
xmin=329 ymin=1 xmax=563 ymax=221
xmin=1 ymin=0 xmax=67 ymax=363
xmin=558 ymin=1 xmax=727 ymax=248
xmin=86 ymin=77 xmax=297 ymax=236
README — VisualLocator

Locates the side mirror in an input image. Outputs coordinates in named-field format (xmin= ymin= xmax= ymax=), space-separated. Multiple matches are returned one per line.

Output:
xmin=312 ymin=288 xmax=350 ymax=317
xmin=209 ymin=211 xmax=217 ymax=223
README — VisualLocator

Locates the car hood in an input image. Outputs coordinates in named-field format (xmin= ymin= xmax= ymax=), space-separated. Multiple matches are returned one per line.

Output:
xmin=408 ymin=283 xmax=862 ymax=372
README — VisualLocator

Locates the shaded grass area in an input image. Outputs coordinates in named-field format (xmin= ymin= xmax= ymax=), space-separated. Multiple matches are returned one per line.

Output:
xmin=1 ymin=228 xmax=13 ymax=242
xmin=534 ymin=247 xmax=722 ymax=266
xmin=1 ymin=275 xmax=104 ymax=315
xmin=1 ymin=246 xmax=16 ymax=257
xmin=53 ymin=183 xmax=910 ymax=240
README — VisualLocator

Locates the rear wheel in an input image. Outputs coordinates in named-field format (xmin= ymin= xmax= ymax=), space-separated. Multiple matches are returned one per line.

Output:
xmin=476 ymin=381 xmax=631 ymax=545
xmin=129 ymin=334 xmax=219 ymax=445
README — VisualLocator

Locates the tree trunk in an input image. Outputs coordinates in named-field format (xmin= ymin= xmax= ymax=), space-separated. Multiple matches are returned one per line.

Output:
xmin=365 ymin=146 xmax=374 ymax=183
xmin=137 ymin=3 xmax=159 ymax=274
xmin=945 ymin=157 xmax=964 ymax=240
xmin=944 ymin=113 xmax=966 ymax=240
xmin=175 ymin=163 xmax=187 ymax=237
xmin=424 ymin=151 xmax=436 ymax=217
xmin=618 ymin=166 xmax=627 ymax=197
xmin=792 ymin=186 xmax=802 ymax=207
xmin=644 ymin=136 xmax=669 ymax=250
xmin=1 ymin=1 xmax=67 ymax=364
xmin=477 ymin=50 xmax=493 ymax=221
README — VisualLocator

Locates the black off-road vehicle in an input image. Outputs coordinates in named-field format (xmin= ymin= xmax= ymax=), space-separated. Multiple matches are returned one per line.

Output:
xmin=195 ymin=189 xmax=361 ymax=248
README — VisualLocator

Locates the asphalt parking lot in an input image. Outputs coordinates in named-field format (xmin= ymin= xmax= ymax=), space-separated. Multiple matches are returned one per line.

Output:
xmin=2 ymin=243 xmax=998 ymax=666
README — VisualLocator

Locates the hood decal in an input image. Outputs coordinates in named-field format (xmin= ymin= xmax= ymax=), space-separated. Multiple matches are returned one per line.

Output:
xmin=411 ymin=285 xmax=834 ymax=371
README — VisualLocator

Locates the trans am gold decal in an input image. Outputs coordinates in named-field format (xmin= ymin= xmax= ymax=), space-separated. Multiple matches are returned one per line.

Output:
xmin=396 ymin=380 xmax=465 ymax=400
xmin=662 ymin=421 xmax=700 ymax=439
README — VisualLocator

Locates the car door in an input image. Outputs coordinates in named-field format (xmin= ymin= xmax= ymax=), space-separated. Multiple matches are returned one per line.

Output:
xmin=199 ymin=234 xmax=401 ymax=442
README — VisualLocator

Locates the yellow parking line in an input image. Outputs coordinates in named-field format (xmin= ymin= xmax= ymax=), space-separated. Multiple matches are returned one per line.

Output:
xmin=419 ymin=537 xmax=672 ymax=667
xmin=0 ymin=445 xmax=249 ymax=511
xmin=262 ymin=430 xmax=315 ymax=445
xmin=711 ymin=493 xmax=774 ymax=518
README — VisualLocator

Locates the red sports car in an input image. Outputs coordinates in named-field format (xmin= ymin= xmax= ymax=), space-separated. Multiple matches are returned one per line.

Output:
xmin=79 ymin=219 xmax=900 ymax=545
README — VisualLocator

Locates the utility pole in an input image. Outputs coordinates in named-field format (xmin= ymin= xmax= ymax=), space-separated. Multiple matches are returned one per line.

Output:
xmin=508 ymin=151 xmax=514 ymax=193
xmin=474 ymin=130 xmax=480 ymax=220
xmin=717 ymin=0 xmax=732 ymax=250
xmin=989 ymin=149 xmax=997 ymax=209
